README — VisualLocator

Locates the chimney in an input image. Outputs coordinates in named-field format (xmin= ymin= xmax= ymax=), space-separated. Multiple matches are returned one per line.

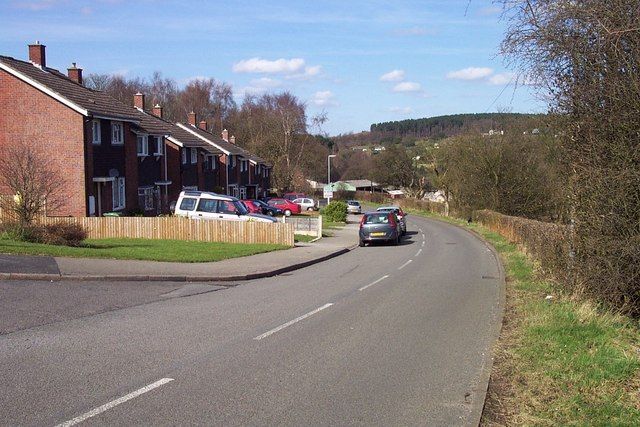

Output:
xmin=221 ymin=129 xmax=229 ymax=141
xmin=229 ymin=135 xmax=236 ymax=144
xmin=28 ymin=41 xmax=46 ymax=68
xmin=134 ymin=92 xmax=145 ymax=109
xmin=67 ymin=63 xmax=83 ymax=85
xmin=152 ymin=104 xmax=163 ymax=118
xmin=198 ymin=120 xmax=208 ymax=131
xmin=188 ymin=111 xmax=197 ymax=126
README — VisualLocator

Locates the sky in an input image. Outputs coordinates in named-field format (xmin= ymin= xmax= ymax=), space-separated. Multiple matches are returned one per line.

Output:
xmin=0 ymin=0 xmax=546 ymax=135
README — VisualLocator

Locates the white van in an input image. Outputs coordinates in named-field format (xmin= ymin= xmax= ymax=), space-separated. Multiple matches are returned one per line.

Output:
xmin=173 ymin=191 xmax=277 ymax=223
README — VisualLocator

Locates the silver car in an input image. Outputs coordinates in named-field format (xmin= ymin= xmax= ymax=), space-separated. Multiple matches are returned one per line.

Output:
xmin=347 ymin=200 xmax=362 ymax=214
xmin=359 ymin=211 xmax=401 ymax=246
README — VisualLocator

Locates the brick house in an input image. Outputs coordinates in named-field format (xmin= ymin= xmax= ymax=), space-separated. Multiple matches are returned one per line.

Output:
xmin=0 ymin=43 xmax=144 ymax=216
xmin=178 ymin=118 xmax=272 ymax=199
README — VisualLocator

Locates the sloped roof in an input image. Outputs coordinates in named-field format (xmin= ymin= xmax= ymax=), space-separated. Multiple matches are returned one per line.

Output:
xmin=132 ymin=108 xmax=174 ymax=136
xmin=143 ymin=113 xmax=221 ymax=154
xmin=0 ymin=55 xmax=139 ymax=121
xmin=178 ymin=123 xmax=271 ymax=166
xmin=178 ymin=123 xmax=246 ymax=156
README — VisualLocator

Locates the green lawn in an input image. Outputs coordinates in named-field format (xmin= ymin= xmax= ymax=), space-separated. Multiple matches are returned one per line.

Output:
xmin=408 ymin=207 xmax=640 ymax=425
xmin=294 ymin=234 xmax=316 ymax=243
xmin=0 ymin=237 xmax=288 ymax=263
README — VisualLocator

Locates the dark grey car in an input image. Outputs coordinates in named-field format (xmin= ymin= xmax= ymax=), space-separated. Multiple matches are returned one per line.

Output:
xmin=359 ymin=212 xmax=401 ymax=246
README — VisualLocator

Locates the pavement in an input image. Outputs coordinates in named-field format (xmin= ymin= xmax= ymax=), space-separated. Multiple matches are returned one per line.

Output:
xmin=0 ymin=214 xmax=505 ymax=426
xmin=0 ymin=217 xmax=360 ymax=282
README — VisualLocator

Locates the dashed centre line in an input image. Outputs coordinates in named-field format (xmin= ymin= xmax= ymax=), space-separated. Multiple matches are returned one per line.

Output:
xmin=56 ymin=378 xmax=174 ymax=427
xmin=421 ymin=241 xmax=425 ymax=248
xmin=398 ymin=259 xmax=413 ymax=270
xmin=416 ymin=248 xmax=422 ymax=257
xmin=254 ymin=303 xmax=334 ymax=340
xmin=358 ymin=275 xmax=390 ymax=291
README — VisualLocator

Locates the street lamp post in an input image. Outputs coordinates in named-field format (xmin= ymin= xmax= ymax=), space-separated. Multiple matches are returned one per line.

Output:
xmin=327 ymin=154 xmax=337 ymax=204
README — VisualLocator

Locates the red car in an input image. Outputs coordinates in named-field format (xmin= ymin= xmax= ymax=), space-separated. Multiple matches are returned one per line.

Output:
xmin=267 ymin=198 xmax=301 ymax=216
xmin=241 ymin=199 xmax=262 ymax=214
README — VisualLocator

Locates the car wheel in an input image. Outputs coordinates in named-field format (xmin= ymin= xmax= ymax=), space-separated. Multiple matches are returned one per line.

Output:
xmin=284 ymin=209 xmax=292 ymax=217
xmin=359 ymin=239 xmax=365 ymax=247
xmin=307 ymin=207 xmax=314 ymax=211
xmin=267 ymin=210 xmax=274 ymax=216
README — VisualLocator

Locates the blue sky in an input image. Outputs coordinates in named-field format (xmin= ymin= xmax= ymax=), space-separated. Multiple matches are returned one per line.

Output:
xmin=0 ymin=0 xmax=546 ymax=135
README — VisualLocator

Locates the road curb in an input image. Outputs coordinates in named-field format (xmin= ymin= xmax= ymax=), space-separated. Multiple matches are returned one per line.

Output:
xmin=0 ymin=245 xmax=357 ymax=283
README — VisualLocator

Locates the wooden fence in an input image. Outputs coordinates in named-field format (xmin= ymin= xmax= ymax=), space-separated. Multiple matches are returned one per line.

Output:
xmin=2 ymin=215 xmax=294 ymax=246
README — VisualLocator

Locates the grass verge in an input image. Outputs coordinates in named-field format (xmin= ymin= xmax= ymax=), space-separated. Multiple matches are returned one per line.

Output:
xmin=0 ymin=237 xmax=288 ymax=263
xmin=408 ymin=208 xmax=640 ymax=425
xmin=294 ymin=234 xmax=316 ymax=243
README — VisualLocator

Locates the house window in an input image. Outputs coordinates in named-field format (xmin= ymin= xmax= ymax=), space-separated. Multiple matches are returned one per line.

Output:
xmin=153 ymin=137 xmax=164 ymax=156
xmin=240 ymin=160 xmax=248 ymax=173
xmin=92 ymin=120 xmax=101 ymax=145
xmin=112 ymin=177 xmax=126 ymax=210
xmin=136 ymin=134 xmax=148 ymax=156
xmin=181 ymin=148 xmax=187 ymax=164
xmin=191 ymin=148 xmax=197 ymax=164
xmin=111 ymin=122 xmax=124 ymax=145
xmin=138 ymin=187 xmax=155 ymax=211
xmin=207 ymin=155 xmax=217 ymax=170
xmin=230 ymin=155 xmax=236 ymax=168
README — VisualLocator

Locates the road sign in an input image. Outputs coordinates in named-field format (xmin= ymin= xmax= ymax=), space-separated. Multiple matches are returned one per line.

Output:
xmin=323 ymin=188 xmax=333 ymax=199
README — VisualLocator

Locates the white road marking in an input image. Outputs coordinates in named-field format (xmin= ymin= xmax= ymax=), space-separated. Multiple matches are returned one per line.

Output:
xmin=422 ymin=234 xmax=426 ymax=241
xmin=358 ymin=275 xmax=390 ymax=291
xmin=254 ymin=303 xmax=334 ymax=340
xmin=398 ymin=260 xmax=413 ymax=270
xmin=418 ymin=228 xmax=423 ymax=233
xmin=56 ymin=378 xmax=174 ymax=427
xmin=416 ymin=248 xmax=422 ymax=257
xmin=421 ymin=241 xmax=425 ymax=248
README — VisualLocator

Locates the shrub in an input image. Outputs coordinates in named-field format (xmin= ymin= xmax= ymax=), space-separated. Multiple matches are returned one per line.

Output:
xmin=0 ymin=222 xmax=88 ymax=246
xmin=321 ymin=201 xmax=347 ymax=223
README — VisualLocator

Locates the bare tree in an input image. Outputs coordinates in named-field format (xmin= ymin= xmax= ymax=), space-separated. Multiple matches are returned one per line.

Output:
xmin=0 ymin=144 xmax=66 ymax=226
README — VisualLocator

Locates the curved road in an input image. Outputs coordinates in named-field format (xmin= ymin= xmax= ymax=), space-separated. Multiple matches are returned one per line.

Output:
xmin=0 ymin=215 xmax=503 ymax=426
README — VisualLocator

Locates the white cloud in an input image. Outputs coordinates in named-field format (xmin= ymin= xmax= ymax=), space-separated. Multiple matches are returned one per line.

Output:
xmin=446 ymin=67 xmax=494 ymax=81
xmin=311 ymin=90 xmax=337 ymax=107
xmin=380 ymin=69 xmax=405 ymax=82
xmin=286 ymin=65 xmax=322 ymax=80
xmin=393 ymin=81 xmax=422 ymax=93
xmin=233 ymin=57 xmax=306 ymax=74
xmin=389 ymin=107 xmax=414 ymax=114
xmin=488 ymin=72 xmax=516 ymax=85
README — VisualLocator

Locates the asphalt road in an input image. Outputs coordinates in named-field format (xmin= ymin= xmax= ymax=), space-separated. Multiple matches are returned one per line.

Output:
xmin=0 ymin=215 xmax=503 ymax=426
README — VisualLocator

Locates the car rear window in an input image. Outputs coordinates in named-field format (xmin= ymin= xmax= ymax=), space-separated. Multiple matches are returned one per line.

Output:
xmin=348 ymin=201 xmax=360 ymax=206
xmin=364 ymin=213 xmax=391 ymax=224
xmin=179 ymin=197 xmax=197 ymax=211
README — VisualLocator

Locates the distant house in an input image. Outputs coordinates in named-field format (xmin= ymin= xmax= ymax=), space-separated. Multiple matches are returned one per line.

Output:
xmin=340 ymin=180 xmax=382 ymax=192
xmin=386 ymin=189 xmax=405 ymax=199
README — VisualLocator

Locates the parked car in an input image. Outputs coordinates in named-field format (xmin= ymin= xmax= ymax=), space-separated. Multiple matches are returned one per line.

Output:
xmin=376 ymin=206 xmax=407 ymax=235
xmin=283 ymin=192 xmax=306 ymax=202
xmin=347 ymin=200 xmax=362 ymax=214
xmin=251 ymin=199 xmax=282 ymax=217
xmin=359 ymin=211 xmax=401 ymax=246
xmin=292 ymin=197 xmax=317 ymax=211
xmin=267 ymin=198 xmax=302 ymax=216
xmin=174 ymin=191 xmax=276 ymax=223
xmin=241 ymin=199 xmax=262 ymax=214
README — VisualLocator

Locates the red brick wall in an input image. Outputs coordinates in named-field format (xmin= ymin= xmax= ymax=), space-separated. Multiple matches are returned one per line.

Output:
xmin=0 ymin=69 xmax=87 ymax=216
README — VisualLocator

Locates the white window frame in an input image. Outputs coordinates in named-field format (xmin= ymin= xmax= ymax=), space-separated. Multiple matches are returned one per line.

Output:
xmin=153 ymin=136 xmax=164 ymax=156
xmin=181 ymin=148 xmax=187 ymax=165
xmin=92 ymin=120 xmax=101 ymax=145
xmin=111 ymin=121 xmax=124 ymax=145
xmin=136 ymin=134 xmax=148 ymax=157
xmin=240 ymin=160 xmax=248 ymax=173
xmin=112 ymin=177 xmax=126 ymax=211
xmin=190 ymin=148 xmax=197 ymax=164
xmin=207 ymin=155 xmax=217 ymax=170
xmin=239 ymin=187 xmax=247 ymax=199
xmin=138 ymin=187 xmax=154 ymax=211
